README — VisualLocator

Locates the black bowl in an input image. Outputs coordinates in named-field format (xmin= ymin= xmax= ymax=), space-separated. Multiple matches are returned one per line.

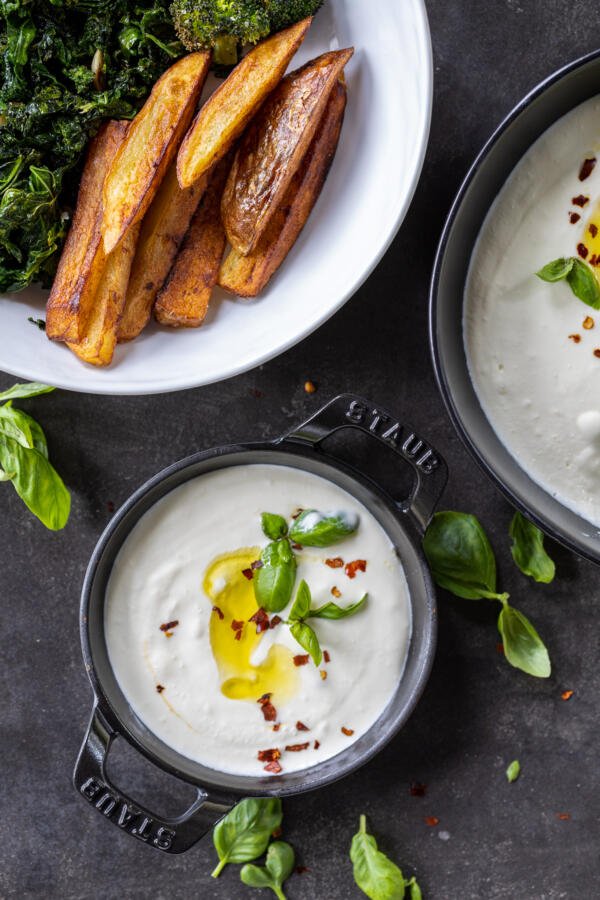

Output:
xmin=430 ymin=49 xmax=600 ymax=564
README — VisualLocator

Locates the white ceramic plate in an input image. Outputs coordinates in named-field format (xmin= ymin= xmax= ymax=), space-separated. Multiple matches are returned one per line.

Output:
xmin=0 ymin=0 xmax=432 ymax=395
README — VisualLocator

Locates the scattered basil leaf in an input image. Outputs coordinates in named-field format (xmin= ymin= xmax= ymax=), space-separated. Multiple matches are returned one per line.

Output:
xmin=509 ymin=512 xmax=555 ymax=584
xmin=0 ymin=433 xmax=70 ymax=530
xmin=0 ymin=404 xmax=34 ymax=449
xmin=289 ymin=508 xmax=359 ymax=547
xmin=261 ymin=512 xmax=288 ymax=541
xmin=350 ymin=814 xmax=407 ymax=900
xmin=0 ymin=382 xmax=55 ymax=402
xmin=289 ymin=579 xmax=312 ymax=622
xmin=309 ymin=593 xmax=368 ymax=620
xmin=536 ymin=256 xmax=600 ymax=309
xmin=254 ymin=539 xmax=297 ymax=613
xmin=497 ymin=602 xmax=551 ymax=678
xmin=240 ymin=841 xmax=295 ymax=900
xmin=405 ymin=877 xmax=423 ymax=900
xmin=290 ymin=620 xmax=322 ymax=666
xmin=506 ymin=760 xmax=521 ymax=783
xmin=211 ymin=798 xmax=283 ymax=878
xmin=423 ymin=511 xmax=506 ymax=600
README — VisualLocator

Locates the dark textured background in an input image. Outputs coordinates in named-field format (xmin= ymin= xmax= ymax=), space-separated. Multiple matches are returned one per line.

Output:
xmin=2 ymin=2 xmax=599 ymax=897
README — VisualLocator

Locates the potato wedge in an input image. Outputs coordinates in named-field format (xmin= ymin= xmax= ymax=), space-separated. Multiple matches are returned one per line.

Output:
xmin=154 ymin=157 xmax=230 ymax=327
xmin=66 ymin=222 xmax=140 ymax=366
xmin=219 ymin=80 xmax=346 ymax=298
xmin=102 ymin=51 xmax=211 ymax=255
xmin=45 ymin=120 xmax=128 ymax=343
xmin=117 ymin=163 xmax=208 ymax=342
xmin=222 ymin=48 xmax=353 ymax=255
xmin=177 ymin=19 xmax=311 ymax=190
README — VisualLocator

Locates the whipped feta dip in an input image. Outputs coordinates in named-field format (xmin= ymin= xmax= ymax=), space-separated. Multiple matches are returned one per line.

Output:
xmin=464 ymin=94 xmax=600 ymax=527
xmin=105 ymin=463 xmax=411 ymax=776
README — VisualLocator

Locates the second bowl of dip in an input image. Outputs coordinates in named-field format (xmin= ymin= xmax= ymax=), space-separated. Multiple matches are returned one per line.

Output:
xmin=74 ymin=394 xmax=447 ymax=853
xmin=431 ymin=49 xmax=600 ymax=563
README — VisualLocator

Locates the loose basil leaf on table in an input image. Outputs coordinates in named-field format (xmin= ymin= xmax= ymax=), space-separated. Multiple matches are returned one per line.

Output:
xmin=254 ymin=539 xmax=297 ymax=612
xmin=240 ymin=841 xmax=295 ymax=900
xmin=350 ymin=814 xmax=419 ymax=900
xmin=309 ymin=593 xmax=368 ymax=620
xmin=536 ymin=256 xmax=600 ymax=309
xmin=506 ymin=759 xmax=521 ymax=783
xmin=0 ymin=382 xmax=55 ymax=402
xmin=497 ymin=601 xmax=551 ymax=678
xmin=212 ymin=797 xmax=283 ymax=878
xmin=289 ymin=578 xmax=312 ymax=621
xmin=0 ymin=433 xmax=70 ymax=530
xmin=290 ymin=620 xmax=322 ymax=667
xmin=261 ymin=512 xmax=288 ymax=541
xmin=509 ymin=512 xmax=555 ymax=584
xmin=423 ymin=511 xmax=507 ymax=600
xmin=289 ymin=508 xmax=359 ymax=547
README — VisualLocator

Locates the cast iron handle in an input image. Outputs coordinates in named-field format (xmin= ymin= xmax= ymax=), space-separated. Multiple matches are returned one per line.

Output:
xmin=73 ymin=706 xmax=234 ymax=853
xmin=282 ymin=394 xmax=447 ymax=532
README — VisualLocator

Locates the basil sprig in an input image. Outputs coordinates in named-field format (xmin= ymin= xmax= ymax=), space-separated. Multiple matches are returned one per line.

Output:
xmin=289 ymin=508 xmax=359 ymax=547
xmin=254 ymin=539 xmax=297 ymax=613
xmin=212 ymin=798 xmax=283 ymax=878
xmin=509 ymin=512 xmax=555 ymax=584
xmin=506 ymin=760 xmax=521 ymax=783
xmin=240 ymin=841 xmax=295 ymax=900
xmin=536 ymin=256 xmax=600 ymax=309
xmin=0 ymin=382 xmax=70 ymax=530
xmin=350 ymin=815 xmax=422 ymax=900
xmin=287 ymin=579 xmax=368 ymax=665
xmin=424 ymin=511 xmax=551 ymax=678
xmin=261 ymin=512 xmax=288 ymax=541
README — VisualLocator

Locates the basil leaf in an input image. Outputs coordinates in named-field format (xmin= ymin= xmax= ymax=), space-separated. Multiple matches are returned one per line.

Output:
xmin=261 ymin=512 xmax=288 ymax=540
xmin=211 ymin=797 xmax=283 ymax=878
xmin=536 ymin=257 xmax=574 ymax=282
xmin=289 ymin=508 xmax=359 ymax=547
xmin=0 ymin=466 xmax=15 ymax=481
xmin=15 ymin=411 xmax=48 ymax=458
xmin=254 ymin=540 xmax=297 ymax=613
xmin=350 ymin=815 xmax=406 ymax=900
xmin=310 ymin=593 xmax=368 ymax=620
xmin=289 ymin=579 xmax=311 ymax=621
xmin=497 ymin=602 xmax=551 ymax=678
xmin=509 ymin=512 xmax=555 ymax=584
xmin=406 ymin=878 xmax=423 ymax=900
xmin=290 ymin=620 xmax=322 ymax=666
xmin=0 ymin=405 xmax=34 ymax=449
xmin=0 ymin=434 xmax=70 ymax=530
xmin=0 ymin=382 xmax=55 ymax=402
xmin=240 ymin=841 xmax=295 ymax=900
xmin=506 ymin=759 xmax=521 ymax=783
xmin=423 ymin=511 xmax=505 ymax=600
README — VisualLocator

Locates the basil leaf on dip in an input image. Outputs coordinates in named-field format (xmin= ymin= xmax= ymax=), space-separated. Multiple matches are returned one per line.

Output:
xmin=261 ymin=512 xmax=288 ymax=540
xmin=212 ymin=797 xmax=283 ymax=878
xmin=254 ymin=539 xmax=297 ymax=612
xmin=509 ymin=512 xmax=555 ymax=584
xmin=310 ymin=593 xmax=368 ymax=620
xmin=290 ymin=620 xmax=322 ymax=666
xmin=289 ymin=578 xmax=312 ymax=621
xmin=350 ymin=814 xmax=408 ymax=900
xmin=289 ymin=508 xmax=359 ymax=547
xmin=536 ymin=256 xmax=600 ymax=309
xmin=497 ymin=602 xmax=551 ymax=678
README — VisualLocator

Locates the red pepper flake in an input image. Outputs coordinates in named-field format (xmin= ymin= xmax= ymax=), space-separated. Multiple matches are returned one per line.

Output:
xmin=569 ymin=211 xmax=581 ymax=224
xmin=272 ymin=724 xmax=281 ymax=732
xmin=320 ymin=670 xmax=327 ymax=680
xmin=257 ymin=748 xmax=281 ymax=762
xmin=250 ymin=388 xmax=264 ymax=398
xmin=331 ymin=586 xmax=341 ymax=598
xmin=572 ymin=194 xmax=589 ymax=207
xmin=257 ymin=693 xmax=277 ymax=722
xmin=156 ymin=684 xmax=165 ymax=693
xmin=270 ymin=615 xmax=282 ymax=629
xmin=583 ymin=316 xmax=595 ymax=330
xmin=234 ymin=631 xmax=242 ymax=641
xmin=569 ymin=334 xmax=582 ymax=343
xmin=577 ymin=242 xmax=589 ymax=259
xmin=590 ymin=223 xmax=598 ymax=238
xmin=249 ymin=607 xmax=270 ymax=633
xmin=341 ymin=726 xmax=354 ymax=736
xmin=556 ymin=812 xmax=571 ymax=821
xmin=345 ymin=559 xmax=367 ymax=579
xmin=561 ymin=689 xmax=574 ymax=701
xmin=295 ymin=866 xmax=309 ymax=875
xmin=212 ymin=605 xmax=224 ymax=620
xmin=410 ymin=782 xmax=427 ymax=797
xmin=285 ymin=742 xmax=310 ymax=752
xmin=304 ymin=380 xmax=317 ymax=394
xmin=107 ymin=500 xmax=115 ymax=513
xmin=231 ymin=619 xmax=244 ymax=632
xmin=496 ymin=642 xmax=504 ymax=655
xmin=314 ymin=740 xmax=320 ymax=750
xmin=590 ymin=254 xmax=599 ymax=266
xmin=323 ymin=650 xmax=331 ymax=663
xmin=296 ymin=721 xmax=310 ymax=731
xmin=291 ymin=508 xmax=304 ymax=520
xmin=579 ymin=157 xmax=596 ymax=180
xmin=272 ymin=826 xmax=282 ymax=839
xmin=241 ymin=568 xmax=254 ymax=580
xmin=291 ymin=542 xmax=303 ymax=551
xmin=264 ymin=760 xmax=282 ymax=774
xmin=293 ymin=654 xmax=309 ymax=666
xmin=594 ymin=349 xmax=600 ymax=358
xmin=325 ymin=556 xmax=344 ymax=569
xmin=425 ymin=816 xmax=439 ymax=827
xmin=159 ymin=620 xmax=179 ymax=632
xmin=251 ymin=559 xmax=263 ymax=570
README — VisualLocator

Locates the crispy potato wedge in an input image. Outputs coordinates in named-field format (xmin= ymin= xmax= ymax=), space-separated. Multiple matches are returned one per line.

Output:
xmin=45 ymin=121 xmax=128 ymax=343
xmin=102 ymin=51 xmax=211 ymax=255
xmin=117 ymin=163 xmax=208 ymax=342
xmin=154 ymin=157 xmax=230 ymax=327
xmin=222 ymin=48 xmax=353 ymax=255
xmin=66 ymin=222 xmax=140 ymax=366
xmin=177 ymin=19 xmax=311 ymax=190
xmin=219 ymin=80 xmax=346 ymax=298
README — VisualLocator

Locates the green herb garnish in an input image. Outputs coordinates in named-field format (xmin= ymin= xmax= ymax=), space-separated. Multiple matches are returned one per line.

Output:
xmin=289 ymin=508 xmax=359 ymax=547
xmin=240 ymin=841 xmax=295 ymax=900
xmin=212 ymin=798 xmax=283 ymax=878
xmin=254 ymin=539 xmax=297 ymax=613
xmin=261 ymin=512 xmax=288 ymax=540
xmin=506 ymin=760 xmax=521 ymax=783
xmin=424 ymin=511 xmax=550 ymax=678
xmin=287 ymin=579 xmax=367 ymax=663
xmin=536 ymin=257 xmax=600 ymax=309
xmin=350 ymin=815 xmax=422 ymax=900
xmin=509 ymin=512 xmax=555 ymax=584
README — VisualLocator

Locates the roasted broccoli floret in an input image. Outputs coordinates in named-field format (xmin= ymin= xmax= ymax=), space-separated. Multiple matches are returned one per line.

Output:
xmin=265 ymin=0 xmax=323 ymax=32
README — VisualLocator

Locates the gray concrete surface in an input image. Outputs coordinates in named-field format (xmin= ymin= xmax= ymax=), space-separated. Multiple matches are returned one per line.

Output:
xmin=2 ymin=1 xmax=599 ymax=897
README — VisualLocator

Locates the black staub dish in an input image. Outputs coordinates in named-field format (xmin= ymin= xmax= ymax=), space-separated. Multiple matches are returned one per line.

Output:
xmin=430 ymin=49 xmax=600 ymax=564
xmin=74 ymin=394 xmax=447 ymax=853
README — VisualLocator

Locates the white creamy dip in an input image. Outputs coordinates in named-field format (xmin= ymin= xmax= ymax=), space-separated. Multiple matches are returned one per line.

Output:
xmin=105 ymin=464 xmax=410 ymax=776
xmin=465 ymin=94 xmax=600 ymax=527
